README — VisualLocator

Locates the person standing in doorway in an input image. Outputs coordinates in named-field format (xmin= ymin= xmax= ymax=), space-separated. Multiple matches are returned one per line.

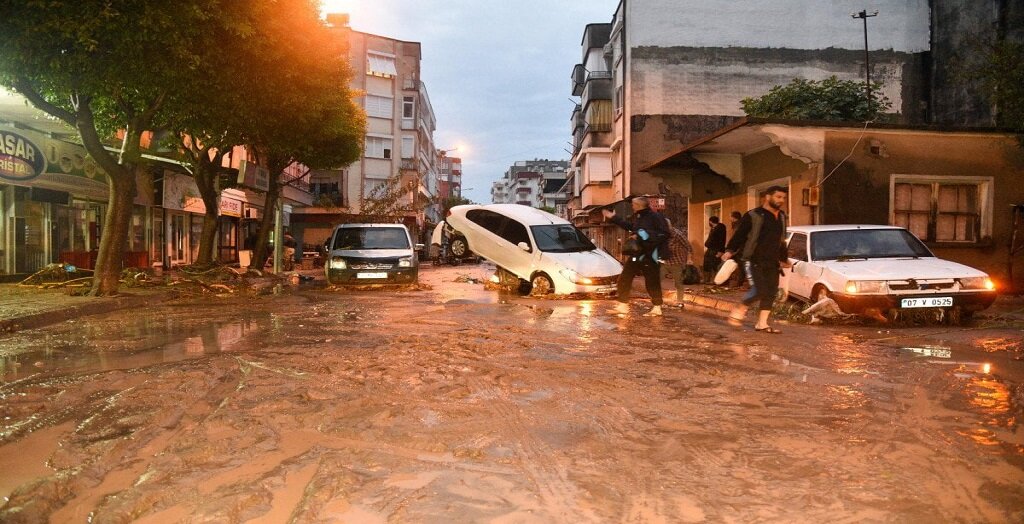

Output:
xmin=662 ymin=219 xmax=693 ymax=308
xmin=721 ymin=186 xmax=791 ymax=333
xmin=602 ymin=196 xmax=670 ymax=317
xmin=703 ymin=216 xmax=727 ymax=283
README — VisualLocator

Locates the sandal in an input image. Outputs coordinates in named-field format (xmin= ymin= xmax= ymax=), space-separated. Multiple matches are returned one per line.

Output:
xmin=754 ymin=326 xmax=782 ymax=334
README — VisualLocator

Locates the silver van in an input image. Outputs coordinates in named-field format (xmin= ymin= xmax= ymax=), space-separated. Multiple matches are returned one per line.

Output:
xmin=325 ymin=224 xmax=420 ymax=285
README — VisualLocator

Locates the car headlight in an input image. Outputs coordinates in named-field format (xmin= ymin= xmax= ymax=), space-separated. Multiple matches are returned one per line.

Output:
xmin=959 ymin=277 xmax=995 ymax=290
xmin=398 ymin=256 xmax=413 ymax=268
xmin=559 ymin=269 xmax=594 ymax=285
xmin=844 ymin=280 xmax=885 ymax=294
xmin=329 ymin=256 xmax=347 ymax=270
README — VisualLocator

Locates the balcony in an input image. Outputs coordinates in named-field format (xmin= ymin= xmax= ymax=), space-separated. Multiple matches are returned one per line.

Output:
xmin=400 ymin=159 xmax=417 ymax=171
xmin=571 ymin=104 xmax=583 ymax=132
xmin=584 ymin=100 xmax=613 ymax=133
xmin=581 ymin=23 xmax=612 ymax=54
xmin=582 ymin=74 xmax=612 ymax=103
xmin=571 ymin=64 xmax=585 ymax=96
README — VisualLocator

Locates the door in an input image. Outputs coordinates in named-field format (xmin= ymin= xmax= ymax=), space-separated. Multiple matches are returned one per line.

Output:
xmin=787 ymin=232 xmax=821 ymax=301
xmin=169 ymin=213 xmax=187 ymax=266
xmin=494 ymin=216 xmax=533 ymax=276
xmin=464 ymin=209 xmax=507 ymax=267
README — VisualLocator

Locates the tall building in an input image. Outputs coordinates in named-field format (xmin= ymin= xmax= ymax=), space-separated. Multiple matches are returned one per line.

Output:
xmin=437 ymin=151 xmax=463 ymax=201
xmin=490 ymin=159 xmax=569 ymax=211
xmin=293 ymin=14 xmax=440 ymax=248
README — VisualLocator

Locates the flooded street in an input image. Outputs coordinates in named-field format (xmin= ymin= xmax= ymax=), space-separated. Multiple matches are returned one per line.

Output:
xmin=2 ymin=264 xmax=1023 ymax=523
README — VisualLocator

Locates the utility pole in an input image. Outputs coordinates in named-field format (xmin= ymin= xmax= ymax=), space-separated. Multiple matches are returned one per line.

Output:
xmin=852 ymin=10 xmax=879 ymax=111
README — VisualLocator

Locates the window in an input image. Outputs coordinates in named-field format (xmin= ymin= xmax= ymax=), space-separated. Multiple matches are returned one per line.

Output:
xmin=531 ymin=225 xmax=595 ymax=253
xmin=892 ymin=176 xmax=990 ymax=243
xmin=365 ymin=136 xmax=393 ymax=160
xmin=367 ymin=52 xmax=397 ymax=77
xmin=498 ymin=218 xmax=531 ymax=248
xmin=787 ymin=233 xmax=808 ymax=261
xmin=466 ymin=209 xmax=504 ymax=234
xmin=401 ymin=136 xmax=415 ymax=159
xmin=365 ymin=95 xmax=393 ymax=119
xmin=403 ymin=96 xmax=415 ymax=119
xmin=333 ymin=227 xmax=409 ymax=250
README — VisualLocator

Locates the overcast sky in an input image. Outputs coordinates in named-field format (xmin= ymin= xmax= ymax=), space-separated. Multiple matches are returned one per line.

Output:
xmin=321 ymin=0 xmax=621 ymax=204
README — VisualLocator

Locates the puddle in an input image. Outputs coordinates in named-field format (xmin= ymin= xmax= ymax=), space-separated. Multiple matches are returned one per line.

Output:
xmin=0 ymin=314 xmax=268 ymax=382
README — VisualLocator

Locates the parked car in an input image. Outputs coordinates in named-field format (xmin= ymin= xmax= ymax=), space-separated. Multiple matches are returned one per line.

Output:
xmin=785 ymin=225 xmax=997 ymax=322
xmin=445 ymin=204 xmax=622 ymax=295
xmin=430 ymin=221 xmax=476 ymax=264
xmin=324 ymin=223 xmax=421 ymax=285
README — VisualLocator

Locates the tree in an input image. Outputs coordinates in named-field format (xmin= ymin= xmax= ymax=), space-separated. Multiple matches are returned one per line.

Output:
xmin=244 ymin=4 xmax=365 ymax=269
xmin=360 ymin=174 xmax=415 ymax=222
xmin=741 ymin=76 xmax=891 ymax=122
xmin=0 ymin=0 xmax=225 ymax=294
xmin=973 ymin=41 xmax=1024 ymax=142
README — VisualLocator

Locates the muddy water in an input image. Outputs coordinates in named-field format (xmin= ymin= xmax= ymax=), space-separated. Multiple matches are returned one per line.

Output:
xmin=1 ymin=265 xmax=1022 ymax=522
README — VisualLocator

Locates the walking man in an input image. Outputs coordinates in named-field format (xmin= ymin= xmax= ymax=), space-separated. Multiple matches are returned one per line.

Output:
xmin=703 ymin=216 xmax=726 ymax=283
xmin=726 ymin=211 xmax=746 ymax=288
xmin=602 ymin=196 xmax=670 ymax=316
xmin=662 ymin=219 xmax=693 ymax=308
xmin=721 ymin=186 xmax=791 ymax=333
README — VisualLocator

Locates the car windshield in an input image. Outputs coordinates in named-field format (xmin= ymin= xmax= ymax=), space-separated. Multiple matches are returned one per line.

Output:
xmin=530 ymin=224 xmax=596 ymax=253
xmin=810 ymin=229 xmax=933 ymax=261
xmin=333 ymin=228 xmax=409 ymax=250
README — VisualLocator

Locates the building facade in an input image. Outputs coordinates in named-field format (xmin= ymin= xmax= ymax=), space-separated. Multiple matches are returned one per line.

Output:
xmin=490 ymin=159 xmax=569 ymax=211
xmin=0 ymin=88 xmax=313 ymax=277
xmin=569 ymin=0 xmax=1022 ymax=255
xmin=292 ymin=15 xmax=440 ymax=250
xmin=437 ymin=152 xmax=463 ymax=202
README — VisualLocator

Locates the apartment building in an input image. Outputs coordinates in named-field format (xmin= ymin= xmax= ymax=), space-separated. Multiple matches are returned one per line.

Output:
xmin=292 ymin=14 xmax=439 ymax=248
xmin=490 ymin=159 xmax=569 ymax=212
xmin=568 ymin=0 xmax=1019 ymax=243
xmin=437 ymin=152 xmax=463 ymax=201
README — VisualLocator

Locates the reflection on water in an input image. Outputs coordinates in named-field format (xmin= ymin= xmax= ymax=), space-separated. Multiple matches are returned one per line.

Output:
xmin=904 ymin=346 xmax=953 ymax=359
xmin=0 ymin=314 xmax=265 ymax=382
xmin=827 ymin=384 xmax=868 ymax=410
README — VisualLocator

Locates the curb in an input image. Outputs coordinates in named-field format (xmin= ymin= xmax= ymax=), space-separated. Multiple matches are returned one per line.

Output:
xmin=0 ymin=293 xmax=158 ymax=334
xmin=681 ymin=291 xmax=739 ymax=315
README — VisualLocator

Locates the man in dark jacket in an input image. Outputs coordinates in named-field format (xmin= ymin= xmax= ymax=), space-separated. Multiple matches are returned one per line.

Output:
xmin=703 ymin=216 xmax=727 ymax=283
xmin=602 ymin=196 xmax=670 ymax=316
xmin=721 ymin=186 xmax=791 ymax=333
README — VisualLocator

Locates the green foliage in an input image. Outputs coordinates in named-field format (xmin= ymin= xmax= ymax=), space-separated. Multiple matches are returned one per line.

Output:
xmin=740 ymin=76 xmax=891 ymax=122
xmin=441 ymin=195 xmax=473 ymax=213
xmin=973 ymin=41 xmax=1024 ymax=142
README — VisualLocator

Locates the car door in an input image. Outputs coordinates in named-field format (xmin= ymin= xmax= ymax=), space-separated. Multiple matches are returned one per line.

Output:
xmin=464 ymin=209 xmax=507 ymax=265
xmin=493 ymin=216 xmax=534 ymax=276
xmin=787 ymin=232 xmax=820 ymax=300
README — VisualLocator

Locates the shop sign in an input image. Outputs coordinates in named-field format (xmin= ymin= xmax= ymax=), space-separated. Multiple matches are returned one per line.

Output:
xmin=0 ymin=130 xmax=47 ymax=181
xmin=237 ymin=159 xmax=270 ymax=192
xmin=162 ymin=171 xmax=206 ymax=214
xmin=220 ymin=197 xmax=242 ymax=217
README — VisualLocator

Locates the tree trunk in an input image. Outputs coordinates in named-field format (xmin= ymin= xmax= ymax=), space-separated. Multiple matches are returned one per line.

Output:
xmin=190 ymin=151 xmax=225 ymax=267
xmin=91 ymin=170 xmax=137 ymax=296
xmin=251 ymin=179 xmax=281 ymax=271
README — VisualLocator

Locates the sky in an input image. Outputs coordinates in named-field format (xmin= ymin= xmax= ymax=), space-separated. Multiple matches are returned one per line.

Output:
xmin=320 ymin=0 xmax=621 ymax=204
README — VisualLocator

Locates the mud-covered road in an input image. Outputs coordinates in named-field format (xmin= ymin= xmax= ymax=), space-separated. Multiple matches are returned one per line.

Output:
xmin=2 ymin=264 xmax=1023 ymax=523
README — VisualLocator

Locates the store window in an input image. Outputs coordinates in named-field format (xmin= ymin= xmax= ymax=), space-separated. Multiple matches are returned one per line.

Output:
xmin=152 ymin=210 xmax=164 ymax=267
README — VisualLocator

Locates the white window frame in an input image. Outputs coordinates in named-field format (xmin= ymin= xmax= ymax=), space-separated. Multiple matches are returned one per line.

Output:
xmin=401 ymin=136 xmax=415 ymax=159
xmin=365 ymin=136 xmax=393 ymax=160
xmin=364 ymin=95 xmax=394 ymax=119
xmin=888 ymin=174 xmax=993 ymax=243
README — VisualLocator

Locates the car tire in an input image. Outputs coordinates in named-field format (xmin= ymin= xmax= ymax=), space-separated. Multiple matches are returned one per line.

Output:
xmin=530 ymin=273 xmax=554 ymax=296
xmin=450 ymin=237 xmax=469 ymax=258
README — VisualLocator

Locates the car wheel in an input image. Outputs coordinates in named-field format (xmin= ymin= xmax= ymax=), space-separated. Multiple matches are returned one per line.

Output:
xmin=450 ymin=237 xmax=469 ymax=258
xmin=811 ymin=285 xmax=830 ymax=303
xmin=530 ymin=273 xmax=554 ymax=296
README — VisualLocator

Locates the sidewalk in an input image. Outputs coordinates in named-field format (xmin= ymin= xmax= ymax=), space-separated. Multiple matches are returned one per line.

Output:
xmin=0 ymin=267 xmax=327 ymax=334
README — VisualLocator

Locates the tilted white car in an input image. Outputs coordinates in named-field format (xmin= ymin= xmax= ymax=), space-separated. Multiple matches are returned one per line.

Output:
xmin=445 ymin=204 xmax=622 ymax=295
xmin=786 ymin=225 xmax=997 ymax=322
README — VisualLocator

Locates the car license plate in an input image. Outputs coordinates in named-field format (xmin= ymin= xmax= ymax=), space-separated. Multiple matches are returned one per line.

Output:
xmin=901 ymin=296 xmax=953 ymax=308
xmin=357 ymin=272 xmax=388 ymax=279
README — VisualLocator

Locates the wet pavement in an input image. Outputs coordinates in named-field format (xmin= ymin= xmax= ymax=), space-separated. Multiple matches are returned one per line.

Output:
xmin=1 ymin=264 xmax=1022 ymax=522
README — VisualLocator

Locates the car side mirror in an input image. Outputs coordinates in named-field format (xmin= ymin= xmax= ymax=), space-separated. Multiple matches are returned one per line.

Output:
xmin=517 ymin=242 xmax=531 ymax=252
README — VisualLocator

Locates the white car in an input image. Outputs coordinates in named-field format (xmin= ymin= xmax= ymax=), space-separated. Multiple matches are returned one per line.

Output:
xmin=445 ymin=204 xmax=622 ymax=295
xmin=786 ymin=225 xmax=997 ymax=322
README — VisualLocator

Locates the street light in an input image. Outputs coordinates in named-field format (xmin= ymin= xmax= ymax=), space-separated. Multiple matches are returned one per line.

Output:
xmin=852 ymin=9 xmax=879 ymax=112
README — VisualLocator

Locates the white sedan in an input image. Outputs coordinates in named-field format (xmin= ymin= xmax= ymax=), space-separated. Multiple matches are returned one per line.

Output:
xmin=786 ymin=225 xmax=997 ymax=322
xmin=446 ymin=204 xmax=622 ymax=295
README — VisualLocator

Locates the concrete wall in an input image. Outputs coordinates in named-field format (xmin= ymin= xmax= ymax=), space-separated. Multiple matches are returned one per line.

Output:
xmin=821 ymin=130 xmax=1024 ymax=288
